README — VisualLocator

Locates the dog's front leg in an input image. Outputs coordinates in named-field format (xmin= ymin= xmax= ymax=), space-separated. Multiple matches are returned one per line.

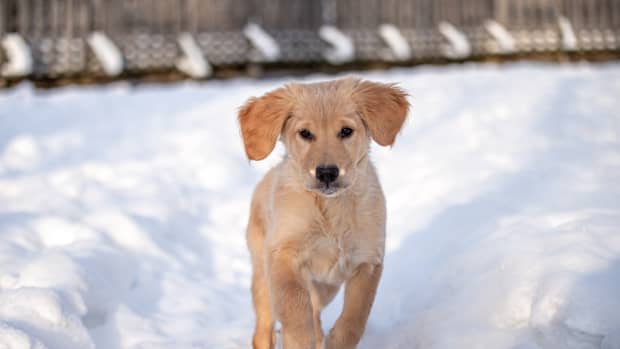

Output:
xmin=324 ymin=262 xmax=383 ymax=349
xmin=269 ymin=248 xmax=315 ymax=349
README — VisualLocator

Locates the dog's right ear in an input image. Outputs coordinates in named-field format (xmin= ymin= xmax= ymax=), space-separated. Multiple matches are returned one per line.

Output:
xmin=238 ymin=86 xmax=293 ymax=161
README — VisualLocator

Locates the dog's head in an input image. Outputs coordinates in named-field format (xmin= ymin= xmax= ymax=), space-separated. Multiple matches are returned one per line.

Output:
xmin=238 ymin=78 xmax=409 ymax=197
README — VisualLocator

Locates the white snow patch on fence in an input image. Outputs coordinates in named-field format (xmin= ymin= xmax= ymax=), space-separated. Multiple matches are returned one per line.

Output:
xmin=379 ymin=24 xmax=412 ymax=61
xmin=319 ymin=25 xmax=355 ymax=64
xmin=87 ymin=31 xmax=123 ymax=76
xmin=438 ymin=21 xmax=471 ymax=58
xmin=485 ymin=20 xmax=516 ymax=53
xmin=1 ymin=34 xmax=33 ymax=78
xmin=558 ymin=16 xmax=578 ymax=51
xmin=176 ymin=33 xmax=211 ymax=78
xmin=244 ymin=23 xmax=280 ymax=62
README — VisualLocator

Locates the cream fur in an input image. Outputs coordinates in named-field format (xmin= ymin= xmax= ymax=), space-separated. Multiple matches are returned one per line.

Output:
xmin=239 ymin=77 xmax=409 ymax=349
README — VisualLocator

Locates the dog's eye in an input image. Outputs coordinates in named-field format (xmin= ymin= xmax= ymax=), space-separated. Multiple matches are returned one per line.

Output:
xmin=338 ymin=127 xmax=354 ymax=139
xmin=299 ymin=129 xmax=314 ymax=141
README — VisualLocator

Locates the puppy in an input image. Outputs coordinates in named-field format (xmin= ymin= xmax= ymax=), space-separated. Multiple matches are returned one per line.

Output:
xmin=238 ymin=77 xmax=409 ymax=349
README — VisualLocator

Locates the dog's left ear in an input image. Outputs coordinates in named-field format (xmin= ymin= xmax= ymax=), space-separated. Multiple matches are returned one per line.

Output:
xmin=353 ymin=80 xmax=410 ymax=146
xmin=238 ymin=86 xmax=293 ymax=161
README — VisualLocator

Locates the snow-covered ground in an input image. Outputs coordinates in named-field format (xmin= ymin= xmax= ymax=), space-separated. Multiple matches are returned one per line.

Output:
xmin=0 ymin=63 xmax=619 ymax=349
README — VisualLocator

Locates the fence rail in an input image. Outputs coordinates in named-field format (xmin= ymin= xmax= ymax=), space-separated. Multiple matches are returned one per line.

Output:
xmin=1 ymin=0 xmax=619 ymax=83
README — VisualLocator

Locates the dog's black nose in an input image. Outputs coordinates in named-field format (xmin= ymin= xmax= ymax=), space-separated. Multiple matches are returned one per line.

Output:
xmin=316 ymin=165 xmax=339 ymax=184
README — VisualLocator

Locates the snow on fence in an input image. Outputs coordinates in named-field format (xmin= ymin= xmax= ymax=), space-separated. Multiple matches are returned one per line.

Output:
xmin=0 ymin=0 xmax=619 ymax=82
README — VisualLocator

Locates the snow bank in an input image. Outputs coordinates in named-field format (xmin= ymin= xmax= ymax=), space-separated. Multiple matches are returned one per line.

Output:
xmin=1 ymin=63 xmax=619 ymax=349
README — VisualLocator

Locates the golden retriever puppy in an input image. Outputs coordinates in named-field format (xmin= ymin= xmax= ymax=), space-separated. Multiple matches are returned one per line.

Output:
xmin=238 ymin=77 xmax=409 ymax=349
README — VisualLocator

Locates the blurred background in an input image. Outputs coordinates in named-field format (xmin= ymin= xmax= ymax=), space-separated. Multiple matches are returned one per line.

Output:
xmin=0 ymin=0 xmax=619 ymax=86
xmin=1 ymin=1 xmax=620 ymax=349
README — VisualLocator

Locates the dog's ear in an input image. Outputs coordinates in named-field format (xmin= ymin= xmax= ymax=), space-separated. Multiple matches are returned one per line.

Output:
xmin=352 ymin=80 xmax=410 ymax=146
xmin=238 ymin=86 xmax=293 ymax=161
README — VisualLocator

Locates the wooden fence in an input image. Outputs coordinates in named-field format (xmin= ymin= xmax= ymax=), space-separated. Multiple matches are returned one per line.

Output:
xmin=0 ymin=0 xmax=619 ymax=83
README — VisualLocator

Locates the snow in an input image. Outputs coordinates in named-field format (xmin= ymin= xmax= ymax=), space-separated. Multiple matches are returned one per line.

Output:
xmin=87 ymin=32 xmax=123 ymax=77
xmin=379 ymin=24 xmax=412 ymax=61
xmin=485 ymin=20 xmax=516 ymax=53
xmin=438 ymin=22 xmax=472 ymax=59
xmin=244 ymin=23 xmax=281 ymax=62
xmin=558 ymin=16 xmax=578 ymax=51
xmin=1 ymin=34 xmax=33 ymax=78
xmin=319 ymin=26 xmax=355 ymax=64
xmin=1 ymin=62 xmax=619 ymax=349
xmin=176 ymin=33 xmax=211 ymax=79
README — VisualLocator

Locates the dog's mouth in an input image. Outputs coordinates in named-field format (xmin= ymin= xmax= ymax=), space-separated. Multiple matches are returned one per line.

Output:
xmin=311 ymin=182 xmax=346 ymax=197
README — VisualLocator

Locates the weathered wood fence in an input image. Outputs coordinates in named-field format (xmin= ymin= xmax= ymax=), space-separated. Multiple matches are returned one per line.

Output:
xmin=1 ymin=0 xmax=619 ymax=83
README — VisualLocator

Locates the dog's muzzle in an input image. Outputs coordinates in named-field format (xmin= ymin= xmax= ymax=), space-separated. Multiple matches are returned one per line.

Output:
xmin=314 ymin=164 xmax=343 ymax=196
xmin=315 ymin=164 xmax=339 ymax=184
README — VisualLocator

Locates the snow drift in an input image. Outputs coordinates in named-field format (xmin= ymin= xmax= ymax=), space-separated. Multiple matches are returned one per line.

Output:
xmin=0 ymin=63 xmax=619 ymax=349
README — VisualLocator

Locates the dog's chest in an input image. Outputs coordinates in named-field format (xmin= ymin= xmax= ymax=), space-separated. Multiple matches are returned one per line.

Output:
xmin=306 ymin=235 xmax=351 ymax=285
xmin=304 ymin=231 xmax=379 ymax=286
